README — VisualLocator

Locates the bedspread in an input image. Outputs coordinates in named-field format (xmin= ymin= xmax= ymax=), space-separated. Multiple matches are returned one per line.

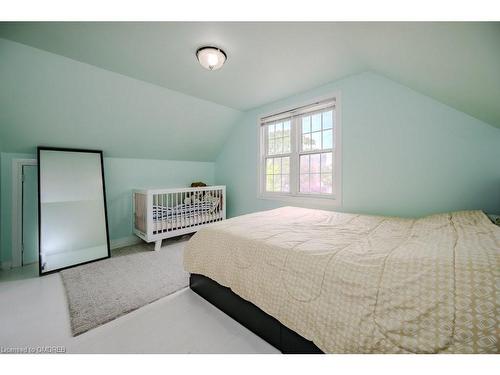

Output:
xmin=183 ymin=207 xmax=500 ymax=353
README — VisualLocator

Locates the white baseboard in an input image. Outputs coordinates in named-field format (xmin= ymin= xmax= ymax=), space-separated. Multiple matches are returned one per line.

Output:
xmin=110 ymin=235 xmax=143 ymax=250
xmin=0 ymin=261 xmax=12 ymax=271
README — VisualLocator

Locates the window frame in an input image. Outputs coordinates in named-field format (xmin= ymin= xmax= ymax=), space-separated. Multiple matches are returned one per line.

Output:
xmin=257 ymin=93 xmax=342 ymax=207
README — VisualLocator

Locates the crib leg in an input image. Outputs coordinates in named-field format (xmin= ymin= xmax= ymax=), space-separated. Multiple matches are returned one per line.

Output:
xmin=154 ymin=240 xmax=162 ymax=251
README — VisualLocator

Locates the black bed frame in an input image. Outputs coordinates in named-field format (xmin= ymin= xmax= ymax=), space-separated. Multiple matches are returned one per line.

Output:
xmin=190 ymin=274 xmax=323 ymax=354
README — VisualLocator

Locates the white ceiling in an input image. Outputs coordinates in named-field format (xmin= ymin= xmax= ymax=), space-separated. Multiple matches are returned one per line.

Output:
xmin=0 ymin=22 xmax=499 ymax=127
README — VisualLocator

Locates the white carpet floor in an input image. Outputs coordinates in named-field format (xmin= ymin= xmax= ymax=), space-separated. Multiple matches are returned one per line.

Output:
xmin=0 ymin=239 xmax=279 ymax=354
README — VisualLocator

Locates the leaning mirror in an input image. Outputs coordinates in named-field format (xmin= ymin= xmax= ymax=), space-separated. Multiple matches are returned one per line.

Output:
xmin=38 ymin=147 xmax=110 ymax=275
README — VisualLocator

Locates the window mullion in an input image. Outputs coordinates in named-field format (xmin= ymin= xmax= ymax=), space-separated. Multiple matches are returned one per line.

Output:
xmin=299 ymin=149 xmax=333 ymax=156
xmin=262 ymin=126 xmax=268 ymax=193
xmin=290 ymin=116 xmax=299 ymax=195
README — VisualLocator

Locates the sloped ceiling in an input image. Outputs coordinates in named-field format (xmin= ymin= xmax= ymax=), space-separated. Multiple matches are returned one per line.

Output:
xmin=0 ymin=38 xmax=241 ymax=161
xmin=1 ymin=22 xmax=499 ymax=129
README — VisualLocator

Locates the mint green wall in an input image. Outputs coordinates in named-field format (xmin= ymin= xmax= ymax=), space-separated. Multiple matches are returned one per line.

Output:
xmin=0 ymin=38 xmax=241 ymax=161
xmin=215 ymin=72 xmax=500 ymax=218
xmin=104 ymin=157 xmax=214 ymax=241
xmin=0 ymin=153 xmax=214 ymax=263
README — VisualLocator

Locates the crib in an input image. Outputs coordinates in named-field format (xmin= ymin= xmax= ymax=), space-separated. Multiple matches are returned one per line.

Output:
xmin=133 ymin=186 xmax=226 ymax=250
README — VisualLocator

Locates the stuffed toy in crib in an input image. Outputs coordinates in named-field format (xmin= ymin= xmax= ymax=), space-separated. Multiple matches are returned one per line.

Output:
xmin=184 ymin=194 xmax=204 ymax=205
xmin=184 ymin=182 xmax=220 ymax=212
xmin=185 ymin=181 xmax=206 ymax=204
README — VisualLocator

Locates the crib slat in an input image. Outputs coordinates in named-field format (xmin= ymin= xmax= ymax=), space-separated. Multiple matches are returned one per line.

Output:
xmin=172 ymin=192 xmax=175 ymax=232
xmin=157 ymin=193 xmax=161 ymax=231
xmin=182 ymin=192 xmax=185 ymax=229
xmin=187 ymin=191 xmax=190 ymax=228
xmin=161 ymin=193 xmax=165 ymax=233
xmin=197 ymin=191 xmax=200 ymax=227
xmin=201 ymin=190 xmax=204 ymax=225
xmin=165 ymin=193 xmax=168 ymax=232
xmin=198 ymin=190 xmax=201 ymax=226
xmin=175 ymin=192 xmax=178 ymax=230
xmin=152 ymin=194 xmax=155 ymax=234
xmin=159 ymin=193 xmax=162 ymax=233
xmin=184 ymin=191 xmax=187 ymax=228
xmin=194 ymin=191 xmax=197 ymax=227
xmin=215 ymin=189 xmax=218 ymax=222
xmin=157 ymin=194 xmax=161 ymax=231
xmin=158 ymin=193 xmax=162 ymax=233
xmin=158 ymin=194 xmax=161 ymax=232
xmin=219 ymin=188 xmax=222 ymax=221
xmin=168 ymin=192 xmax=171 ymax=232
xmin=161 ymin=193 xmax=163 ymax=230
xmin=202 ymin=190 xmax=205 ymax=225
xmin=206 ymin=189 xmax=209 ymax=224
xmin=155 ymin=194 xmax=158 ymax=234
xmin=178 ymin=192 xmax=181 ymax=229
xmin=169 ymin=192 xmax=172 ymax=232
xmin=196 ymin=190 xmax=203 ymax=225
xmin=215 ymin=189 xmax=219 ymax=221
xmin=192 ymin=191 xmax=196 ymax=228
xmin=180 ymin=192 xmax=183 ymax=229
xmin=211 ymin=190 xmax=214 ymax=223
xmin=182 ymin=192 xmax=184 ymax=228
xmin=165 ymin=193 xmax=169 ymax=232
xmin=209 ymin=189 xmax=212 ymax=222
xmin=188 ymin=191 xmax=191 ymax=228
xmin=159 ymin=193 xmax=162 ymax=230
xmin=211 ymin=190 xmax=215 ymax=224
xmin=217 ymin=188 xmax=220 ymax=221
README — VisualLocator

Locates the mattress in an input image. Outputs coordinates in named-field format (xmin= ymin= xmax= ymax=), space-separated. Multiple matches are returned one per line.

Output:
xmin=184 ymin=206 xmax=500 ymax=353
xmin=153 ymin=211 xmax=224 ymax=233
xmin=153 ymin=199 xmax=220 ymax=221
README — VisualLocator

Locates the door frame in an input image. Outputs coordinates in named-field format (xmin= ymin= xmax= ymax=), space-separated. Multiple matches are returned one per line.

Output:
xmin=11 ymin=158 xmax=38 ymax=268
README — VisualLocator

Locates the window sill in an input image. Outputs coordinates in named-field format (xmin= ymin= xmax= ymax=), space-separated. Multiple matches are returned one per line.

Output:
xmin=258 ymin=192 xmax=342 ymax=208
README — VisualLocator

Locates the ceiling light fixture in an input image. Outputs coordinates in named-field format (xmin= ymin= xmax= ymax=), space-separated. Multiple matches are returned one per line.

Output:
xmin=196 ymin=46 xmax=227 ymax=71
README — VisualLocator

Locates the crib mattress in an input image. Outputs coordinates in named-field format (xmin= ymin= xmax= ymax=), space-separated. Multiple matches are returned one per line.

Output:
xmin=153 ymin=211 xmax=223 ymax=233
xmin=183 ymin=206 xmax=500 ymax=353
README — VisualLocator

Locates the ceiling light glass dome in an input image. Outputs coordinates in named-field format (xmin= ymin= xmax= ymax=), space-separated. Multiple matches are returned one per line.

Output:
xmin=196 ymin=46 xmax=227 ymax=71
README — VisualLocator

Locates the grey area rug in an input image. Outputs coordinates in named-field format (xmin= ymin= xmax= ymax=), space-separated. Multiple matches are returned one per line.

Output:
xmin=60 ymin=240 xmax=189 ymax=336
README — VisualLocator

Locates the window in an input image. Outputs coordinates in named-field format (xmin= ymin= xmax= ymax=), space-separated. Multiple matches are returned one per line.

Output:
xmin=265 ymin=120 xmax=291 ymax=193
xmin=259 ymin=96 xmax=341 ymax=204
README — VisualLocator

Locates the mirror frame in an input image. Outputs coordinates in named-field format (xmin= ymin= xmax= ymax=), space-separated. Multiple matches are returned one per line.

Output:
xmin=37 ymin=146 xmax=111 ymax=275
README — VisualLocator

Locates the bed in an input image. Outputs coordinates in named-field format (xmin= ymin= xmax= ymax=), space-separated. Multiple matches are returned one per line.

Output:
xmin=184 ymin=206 xmax=500 ymax=354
